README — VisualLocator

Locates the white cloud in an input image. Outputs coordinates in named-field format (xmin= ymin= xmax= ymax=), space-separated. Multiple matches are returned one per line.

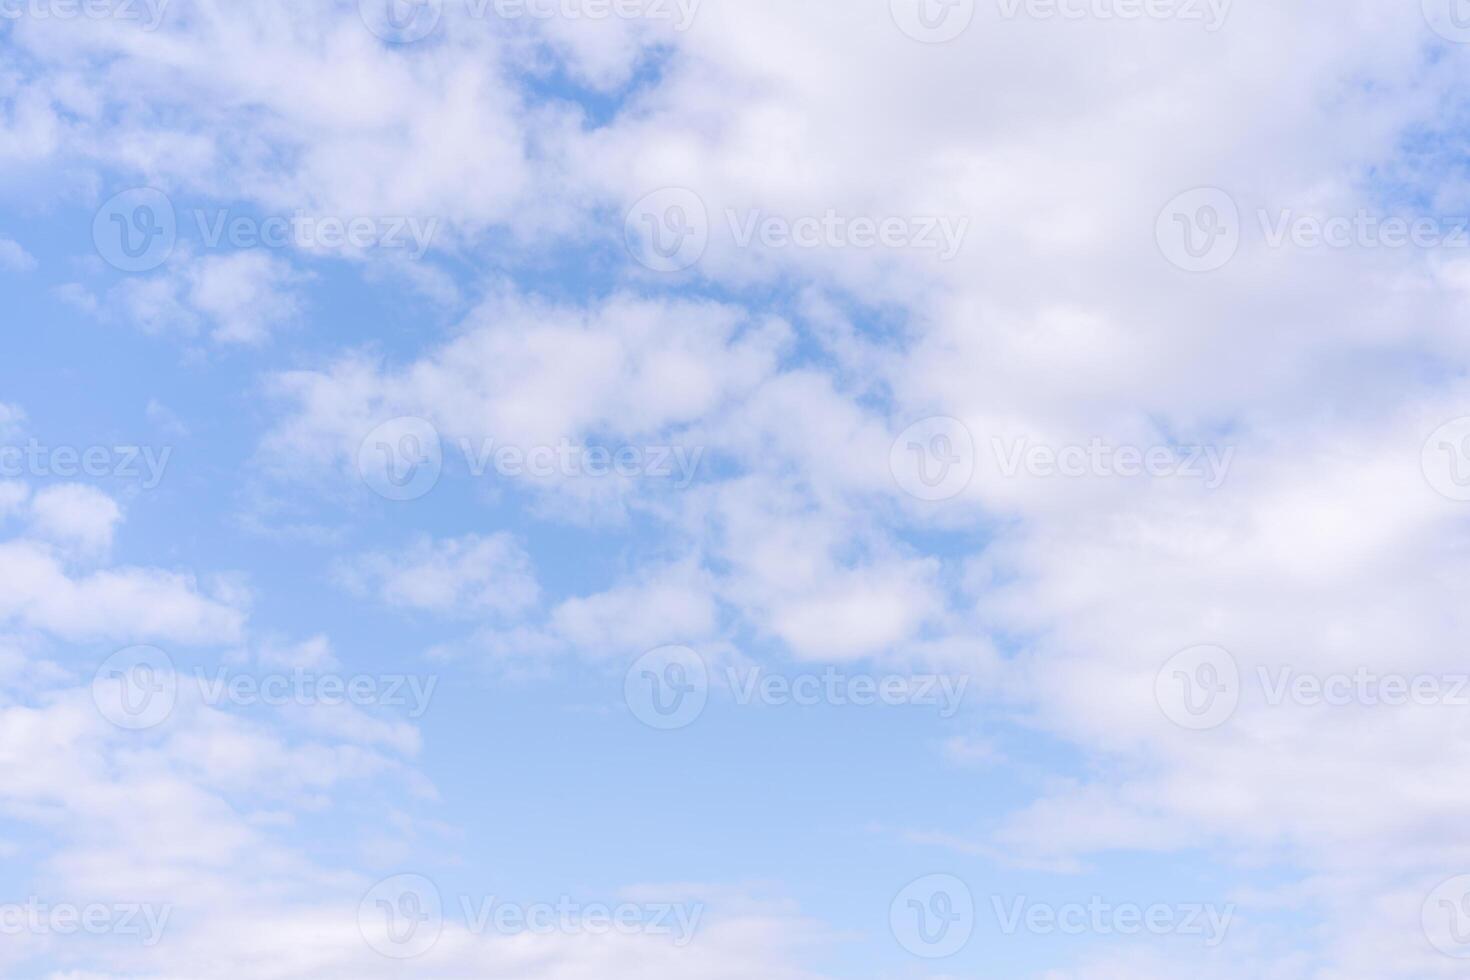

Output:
xmin=0 ymin=235 xmax=35 ymax=272
xmin=338 ymin=533 xmax=539 ymax=618
xmin=28 ymin=483 xmax=122 ymax=554
xmin=0 ymin=540 xmax=245 ymax=644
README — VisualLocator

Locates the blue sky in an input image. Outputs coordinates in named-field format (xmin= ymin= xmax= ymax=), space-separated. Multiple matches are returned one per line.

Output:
xmin=4 ymin=1 xmax=1470 ymax=977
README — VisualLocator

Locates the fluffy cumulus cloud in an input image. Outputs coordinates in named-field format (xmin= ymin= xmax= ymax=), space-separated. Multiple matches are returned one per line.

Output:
xmin=6 ymin=0 xmax=1470 ymax=976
